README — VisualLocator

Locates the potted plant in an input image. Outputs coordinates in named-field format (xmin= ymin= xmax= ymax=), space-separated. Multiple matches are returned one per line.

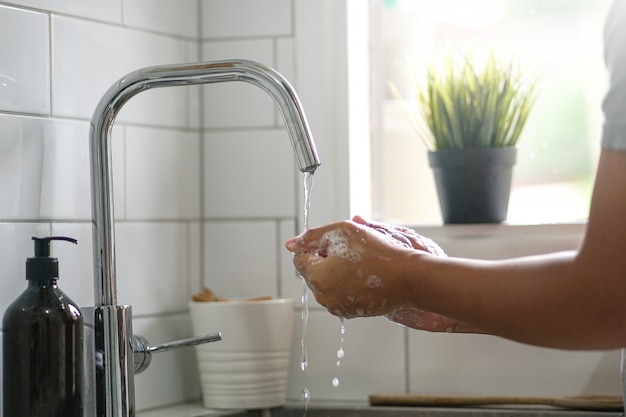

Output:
xmin=392 ymin=49 xmax=537 ymax=224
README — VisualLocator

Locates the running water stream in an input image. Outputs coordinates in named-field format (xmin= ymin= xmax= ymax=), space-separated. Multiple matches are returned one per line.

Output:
xmin=298 ymin=172 xmax=346 ymax=411
xmin=299 ymin=171 xmax=314 ymax=409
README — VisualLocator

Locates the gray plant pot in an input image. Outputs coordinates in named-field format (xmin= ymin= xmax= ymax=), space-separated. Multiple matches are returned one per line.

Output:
xmin=428 ymin=147 xmax=517 ymax=224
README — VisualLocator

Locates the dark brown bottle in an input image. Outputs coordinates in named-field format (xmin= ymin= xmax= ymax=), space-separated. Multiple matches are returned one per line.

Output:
xmin=2 ymin=236 xmax=82 ymax=417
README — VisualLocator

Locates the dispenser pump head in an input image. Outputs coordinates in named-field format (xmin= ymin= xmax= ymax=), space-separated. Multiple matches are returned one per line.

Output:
xmin=26 ymin=236 xmax=78 ymax=281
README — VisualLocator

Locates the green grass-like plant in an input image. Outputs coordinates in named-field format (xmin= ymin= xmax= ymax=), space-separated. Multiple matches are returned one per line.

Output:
xmin=391 ymin=49 xmax=537 ymax=151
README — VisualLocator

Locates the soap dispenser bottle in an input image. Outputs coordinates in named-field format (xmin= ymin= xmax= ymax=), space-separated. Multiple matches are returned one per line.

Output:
xmin=2 ymin=236 xmax=83 ymax=417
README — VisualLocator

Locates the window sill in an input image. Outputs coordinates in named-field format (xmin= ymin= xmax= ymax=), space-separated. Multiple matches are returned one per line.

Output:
xmin=405 ymin=222 xmax=586 ymax=259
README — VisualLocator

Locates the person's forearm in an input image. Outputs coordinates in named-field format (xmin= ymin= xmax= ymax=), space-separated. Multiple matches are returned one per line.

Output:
xmin=403 ymin=250 xmax=625 ymax=349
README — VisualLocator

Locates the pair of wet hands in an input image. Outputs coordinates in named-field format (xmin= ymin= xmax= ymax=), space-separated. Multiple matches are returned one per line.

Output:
xmin=284 ymin=215 xmax=459 ymax=333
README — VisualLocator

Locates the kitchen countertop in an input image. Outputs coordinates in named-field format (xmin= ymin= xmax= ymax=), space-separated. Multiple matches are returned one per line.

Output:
xmin=137 ymin=401 xmax=624 ymax=417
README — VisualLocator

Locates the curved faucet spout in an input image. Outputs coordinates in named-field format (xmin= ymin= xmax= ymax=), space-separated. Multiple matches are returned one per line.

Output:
xmin=90 ymin=59 xmax=320 ymax=307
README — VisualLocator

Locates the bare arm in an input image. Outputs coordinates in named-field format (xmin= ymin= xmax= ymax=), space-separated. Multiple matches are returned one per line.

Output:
xmin=420 ymin=150 xmax=626 ymax=349
xmin=287 ymin=150 xmax=626 ymax=350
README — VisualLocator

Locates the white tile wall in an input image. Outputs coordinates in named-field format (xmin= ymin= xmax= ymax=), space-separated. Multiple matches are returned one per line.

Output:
xmin=3 ymin=0 xmax=122 ymax=23
xmin=39 ymin=119 xmax=92 ymax=219
xmin=116 ymin=222 xmax=196 ymax=316
xmin=0 ymin=115 xmax=122 ymax=221
xmin=125 ymin=126 xmax=201 ymax=220
xmin=202 ymin=221 xmax=279 ymax=299
xmin=408 ymin=332 xmax=621 ymax=397
xmin=200 ymin=0 xmax=292 ymax=39
xmin=0 ymin=1 xmax=621 ymax=416
xmin=202 ymin=129 xmax=296 ymax=218
xmin=123 ymin=0 xmax=199 ymax=38
xmin=52 ymin=15 xmax=196 ymax=128
xmin=0 ymin=5 xmax=49 ymax=114
xmin=0 ymin=114 xmax=46 ymax=219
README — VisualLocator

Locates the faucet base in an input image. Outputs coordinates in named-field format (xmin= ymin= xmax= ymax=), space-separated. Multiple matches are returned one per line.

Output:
xmin=84 ymin=305 xmax=136 ymax=417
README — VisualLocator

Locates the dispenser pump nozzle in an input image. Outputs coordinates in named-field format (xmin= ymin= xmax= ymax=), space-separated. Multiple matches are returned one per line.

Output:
xmin=27 ymin=236 xmax=78 ymax=281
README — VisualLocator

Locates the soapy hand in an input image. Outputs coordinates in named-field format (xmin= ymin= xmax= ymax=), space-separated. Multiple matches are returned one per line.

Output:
xmin=385 ymin=306 xmax=480 ymax=333
xmin=352 ymin=216 xmax=446 ymax=256
xmin=285 ymin=215 xmax=467 ymax=332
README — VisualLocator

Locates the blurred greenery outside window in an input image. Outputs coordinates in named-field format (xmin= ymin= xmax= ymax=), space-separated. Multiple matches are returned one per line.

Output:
xmin=369 ymin=0 xmax=612 ymax=225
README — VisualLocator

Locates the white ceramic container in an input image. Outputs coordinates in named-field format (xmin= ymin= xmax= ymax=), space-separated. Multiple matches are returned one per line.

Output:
xmin=189 ymin=298 xmax=295 ymax=409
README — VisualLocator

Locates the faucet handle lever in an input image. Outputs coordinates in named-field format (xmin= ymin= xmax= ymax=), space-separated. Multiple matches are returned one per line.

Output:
xmin=148 ymin=333 xmax=222 ymax=353
xmin=132 ymin=332 xmax=221 ymax=374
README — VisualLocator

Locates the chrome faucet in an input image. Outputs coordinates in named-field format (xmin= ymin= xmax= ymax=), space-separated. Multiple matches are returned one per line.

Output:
xmin=85 ymin=60 xmax=321 ymax=417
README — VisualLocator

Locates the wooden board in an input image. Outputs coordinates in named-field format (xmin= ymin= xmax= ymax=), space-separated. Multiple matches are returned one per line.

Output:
xmin=369 ymin=394 xmax=623 ymax=411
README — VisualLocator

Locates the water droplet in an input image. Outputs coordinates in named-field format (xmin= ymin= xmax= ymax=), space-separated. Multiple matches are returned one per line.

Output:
xmin=332 ymin=377 xmax=340 ymax=388
xmin=337 ymin=347 xmax=344 ymax=359
xmin=302 ymin=387 xmax=311 ymax=412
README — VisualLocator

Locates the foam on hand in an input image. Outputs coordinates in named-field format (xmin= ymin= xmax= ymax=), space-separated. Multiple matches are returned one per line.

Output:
xmin=316 ymin=229 xmax=363 ymax=263
xmin=366 ymin=275 xmax=383 ymax=288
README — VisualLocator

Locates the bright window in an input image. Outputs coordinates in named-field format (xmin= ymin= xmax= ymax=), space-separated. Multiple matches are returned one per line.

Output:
xmin=369 ymin=0 xmax=612 ymax=225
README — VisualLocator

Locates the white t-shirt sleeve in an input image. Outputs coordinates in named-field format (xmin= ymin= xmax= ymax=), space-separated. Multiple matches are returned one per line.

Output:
xmin=601 ymin=0 xmax=626 ymax=151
